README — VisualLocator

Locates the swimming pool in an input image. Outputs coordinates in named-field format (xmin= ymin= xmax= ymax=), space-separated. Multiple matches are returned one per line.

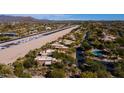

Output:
xmin=92 ymin=49 xmax=103 ymax=57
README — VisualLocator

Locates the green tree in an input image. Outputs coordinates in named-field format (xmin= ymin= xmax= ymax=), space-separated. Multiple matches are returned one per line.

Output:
xmin=80 ymin=71 xmax=97 ymax=78
xmin=79 ymin=60 xmax=106 ymax=72
xmin=0 ymin=36 xmax=11 ymax=41
xmin=112 ymin=70 xmax=124 ymax=78
xmin=111 ymin=61 xmax=124 ymax=77
xmin=96 ymin=70 xmax=112 ymax=78
xmin=19 ymin=73 xmax=32 ymax=78
xmin=52 ymin=51 xmax=75 ymax=64
xmin=51 ymin=63 xmax=65 ymax=69
xmin=23 ymin=58 xmax=37 ymax=69
xmin=81 ymin=40 xmax=92 ymax=50
xmin=0 ymin=64 xmax=13 ymax=76
xmin=46 ymin=69 xmax=66 ymax=78
xmin=117 ymin=48 xmax=124 ymax=57
xmin=13 ymin=62 xmax=24 ymax=77
xmin=23 ymin=50 xmax=38 ymax=68
xmin=88 ymin=61 xmax=106 ymax=72
xmin=115 ymin=37 xmax=124 ymax=46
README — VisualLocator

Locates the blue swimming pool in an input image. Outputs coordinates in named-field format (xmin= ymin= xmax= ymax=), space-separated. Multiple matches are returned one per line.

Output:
xmin=92 ymin=49 xmax=103 ymax=57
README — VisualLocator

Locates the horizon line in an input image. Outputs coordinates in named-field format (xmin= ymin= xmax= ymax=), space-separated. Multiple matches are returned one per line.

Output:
xmin=1 ymin=14 xmax=124 ymax=21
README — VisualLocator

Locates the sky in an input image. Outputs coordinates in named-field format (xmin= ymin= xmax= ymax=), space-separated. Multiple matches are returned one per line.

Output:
xmin=7 ymin=14 xmax=124 ymax=20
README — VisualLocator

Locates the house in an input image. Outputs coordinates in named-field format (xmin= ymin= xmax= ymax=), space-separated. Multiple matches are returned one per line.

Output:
xmin=40 ymin=49 xmax=55 ymax=56
xmin=69 ymin=34 xmax=76 ymax=41
xmin=35 ymin=49 xmax=57 ymax=66
xmin=51 ymin=42 xmax=68 ymax=52
xmin=101 ymin=32 xmax=116 ymax=41
xmin=63 ymin=39 xmax=73 ymax=45
xmin=35 ymin=56 xmax=57 ymax=66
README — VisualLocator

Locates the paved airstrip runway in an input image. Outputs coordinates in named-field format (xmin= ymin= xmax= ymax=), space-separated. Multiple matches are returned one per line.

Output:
xmin=0 ymin=26 xmax=78 ymax=64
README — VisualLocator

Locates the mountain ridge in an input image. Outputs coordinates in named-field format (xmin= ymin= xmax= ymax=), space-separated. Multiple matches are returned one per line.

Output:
xmin=0 ymin=15 xmax=51 ymax=23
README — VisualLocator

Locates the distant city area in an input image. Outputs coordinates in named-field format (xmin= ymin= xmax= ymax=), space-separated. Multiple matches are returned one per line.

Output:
xmin=0 ymin=15 xmax=124 ymax=78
